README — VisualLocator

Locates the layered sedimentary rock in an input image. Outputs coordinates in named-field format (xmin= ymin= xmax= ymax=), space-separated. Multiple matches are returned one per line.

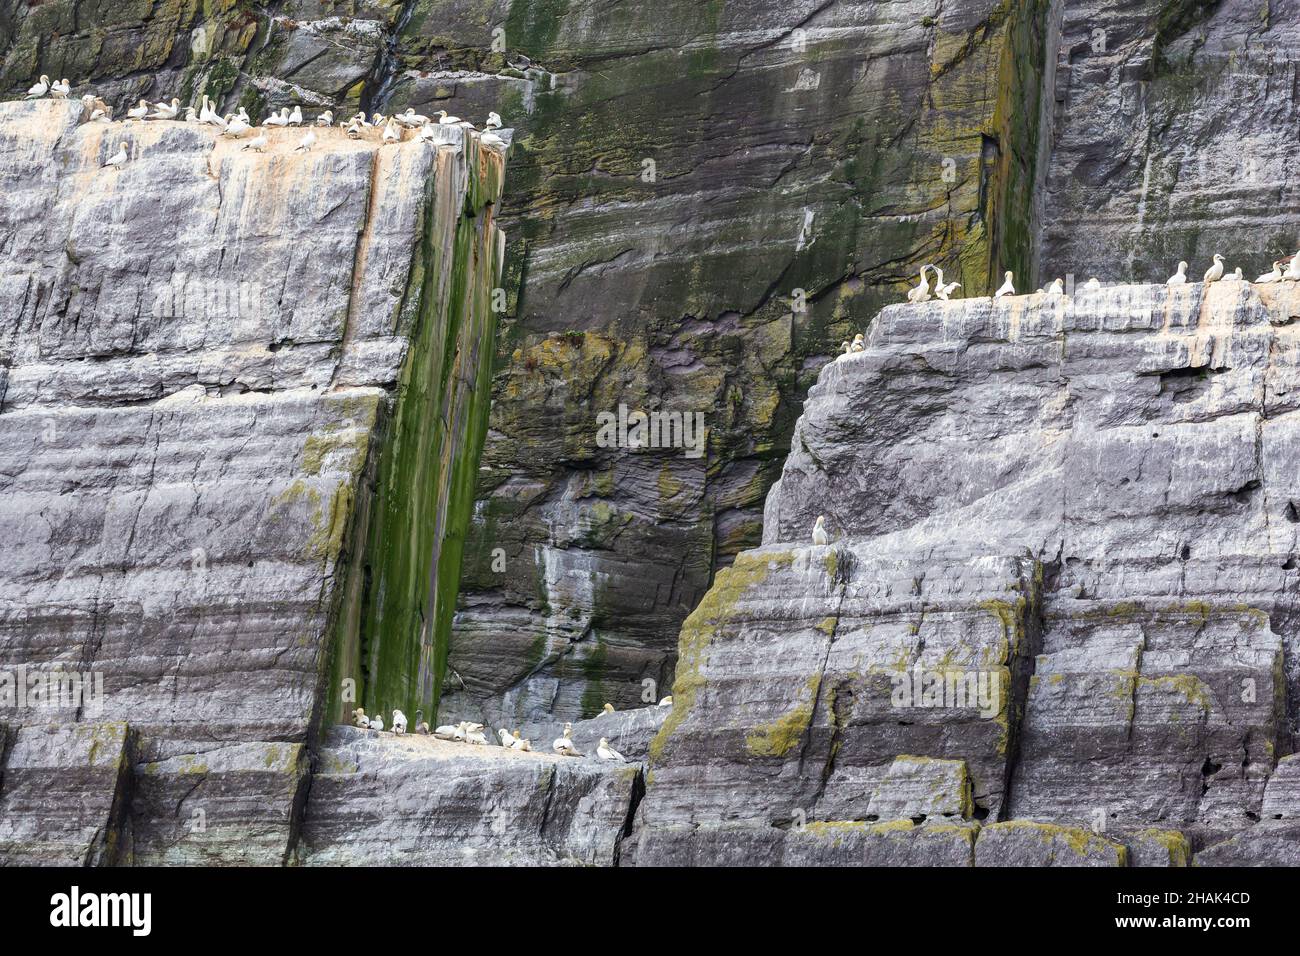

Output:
xmin=636 ymin=282 xmax=1300 ymax=865
xmin=1038 ymin=0 xmax=1300 ymax=282
xmin=0 ymin=99 xmax=504 ymax=863
xmin=298 ymin=725 xmax=639 ymax=865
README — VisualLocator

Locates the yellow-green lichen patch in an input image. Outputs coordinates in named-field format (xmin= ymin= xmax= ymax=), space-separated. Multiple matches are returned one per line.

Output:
xmin=1134 ymin=828 xmax=1191 ymax=866
xmin=746 ymin=673 xmax=822 ymax=758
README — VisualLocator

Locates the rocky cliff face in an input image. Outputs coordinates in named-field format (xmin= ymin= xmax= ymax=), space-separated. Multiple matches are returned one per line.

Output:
xmin=0 ymin=98 xmax=503 ymax=863
xmin=634 ymin=282 xmax=1300 ymax=865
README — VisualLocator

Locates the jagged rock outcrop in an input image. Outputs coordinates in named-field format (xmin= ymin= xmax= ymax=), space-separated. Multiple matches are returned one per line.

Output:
xmin=0 ymin=99 xmax=504 ymax=863
xmin=297 ymin=726 xmax=639 ymax=865
xmin=635 ymin=282 xmax=1300 ymax=865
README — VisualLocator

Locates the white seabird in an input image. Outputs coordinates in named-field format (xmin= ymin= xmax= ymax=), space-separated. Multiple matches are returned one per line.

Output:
xmin=434 ymin=721 xmax=466 ymax=741
xmin=1083 ymin=277 xmax=1102 ymax=292
xmin=465 ymin=723 xmax=489 ymax=746
xmin=812 ymin=515 xmax=829 ymax=546
xmin=396 ymin=108 xmax=428 ymax=128
xmin=905 ymin=265 xmax=931 ymax=303
xmin=50 ymin=78 xmax=71 ymax=98
xmin=1203 ymin=253 xmax=1224 ymax=284
xmin=1285 ymin=253 xmax=1300 ymax=281
xmin=1046 ymin=277 xmax=1064 ymax=296
xmin=658 ymin=696 xmax=673 ymax=707
xmin=994 ymin=270 xmax=1014 ymax=298
xmin=391 ymin=709 xmax=408 ymax=735
xmin=241 ymin=133 xmax=268 ymax=152
xmin=1226 ymin=267 xmax=1244 ymax=281
xmin=418 ymin=121 xmax=437 ymax=143
xmin=292 ymin=129 xmax=317 ymax=153
xmin=369 ymin=714 xmax=384 ymax=732
xmin=287 ymin=105 xmax=303 ymax=127
xmin=602 ymin=703 xmax=616 ymax=715
xmin=436 ymin=109 xmax=462 ymax=126
xmin=382 ymin=119 xmax=401 ymax=145
xmin=25 ymin=75 xmax=50 ymax=99
xmin=1166 ymin=261 xmax=1188 ymax=285
xmin=316 ymin=110 xmax=334 ymax=127
xmin=149 ymin=98 xmax=180 ymax=120
xmin=127 ymin=99 xmax=149 ymax=121
xmin=1257 ymin=261 xmax=1282 ymax=283
xmin=223 ymin=116 xmax=251 ymax=137
xmin=481 ymin=130 xmax=507 ymax=150
xmin=352 ymin=707 xmax=369 ymax=728
xmin=485 ymin=111 xmax=503 ymax=129
xmin=850 ymin=332 xmax=865 ymax=352
xmin=265 ymin=108 xmax=290 ymax=128
xmin=102 ymin=143 xmax=128 ymax=170
xmin=596 ymin=738 xmax=625 ymax=761
xmin=510 ymin=731 xmax=532 ymax=752
xmin=553 ymin=723 xmax=581 ymax=757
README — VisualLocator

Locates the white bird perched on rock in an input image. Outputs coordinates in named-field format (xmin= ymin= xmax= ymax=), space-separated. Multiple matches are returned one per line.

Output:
xmin=418 ymin=122 xmax=438 ymax=143
xmin=199 ymin=96 xmax=224 ymax=127
xmin=369 ymin=714 xmax=384 ymax=732
xmin=25 ymin=75 xmax=50 ymax=99
xmin=465 ymin=723 xmax=489 ymax=746
xmin=602 ymin=703 xmax=616 ymax=715
xmin=812 ymin=514 xmax=829 ymax=546
xmin=596 ymin=738 xmax=625 ymax=761
xmin=391 ymin=709 xmax=408 ymax=735
xmin=511 ymin=730 xmax=532 ymax=751
xmin=413 ymin=710 xmax=430 ymax=735
xmin=480 ymin=130 xmax=507 ymax=150
xmin=836 ymin=341 xmax=851 ymax=361
xmin=102 ymin=143 xmax=128 ymax=170
xmin=1046 ymin=277 xmax=1064 ymax=296
xmin=1226 ymin=266 xmax=1244 ymax=281
xmin=497 ymin=727 xmax=514 ymax=748
xmin=850 ymin=332 xmax=865 ymax=352
xmin=1257 ymin=261 xmax=1282 ymax=283
xmin=1166 ymin=261 xmax=1188 ymax=285
xmin=315 ymin=110 xmax=334 ymax=127
xmin=50 ymin=78 xmax=71 ymax=98
xmin=905 ymin=265 xmax=932 ymax=303
xmin=149 ymin=98 xmax=180 ymax=120
xmin=223 ymin=115 xmax=251 ymax=137
xmin=658 ymin=696 xmax=673 ymax=707
xmin=435 ymin=109 xmax=462 ymax=126
xmin=994 ymin=270 xmax=1015 ymax=298
xmin=241 ymin=132 xmax=268 ymax=153
xmin=183 ymin=106 xmax=198 ymax=123
xmin=553 ymin=723 xmax=581 ymax=757
xmin=265 ymin=108 xmax=290 ymax=128
xmin=127 ymin=99 xmax=149 ymax=121
xmin=352 ymin=707 xmax=369 ymax=728
xmin=434 ymin=721 xmax=466 ymax=741
xmin=1203 ymin=253 xmax=1225 ymax=284
xmin=1285 ymin=253 xmax=1300 ymax=281
xmin=347 ymin=120 xmax=364 ymax=140
xmin=936 ymin=279 xmax=961 ymax=300
xmin=383 ymin=120 xmax=401 ymax=145
xmin=485 ymin=111 xmax=503 ymax=129
xmin=88 ymin=107 xmax=111 ymax=123
xmin=293 ymin=129 xmax=317 ymax=153
xmin=395 ymin=107 xmax=428 ymax=128
xmin=287 ymin=105 xmax=303 ymax=127
xmin=1083 ymin=277 xmax=1102 ymax=292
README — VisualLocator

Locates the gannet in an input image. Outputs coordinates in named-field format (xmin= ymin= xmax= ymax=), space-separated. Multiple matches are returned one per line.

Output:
xmin=835 ymin=341 xmax=852 ymax=361
xmin=102 ymin=143 xmax=128 ymax=170
xmin=936 ymin=280 xmax=961 ymax=300
xmin=199 ymin=96 xmax=223 ymax=126
xmin=89 ymin=107 xmax=110 ymax=123
xmin=596 ymin=738 xmax=625 ymax=761
xmin=1257 ymin=261 xmax=1282 ymax=283
xmin=417 ymin=122 xmax=438 ymax=143
xmin=369 ymin=714 xmax=384 ymax=732
xmin=436 ymin=109 xmax=462 ymax=126
xmin=1046 ymin=277 xmax=1064 ymax=296
xmin=396 ymin=108 xmax=428 ymax=128
xmin=1285 ymin=253 xmax=1300 ymax=281
xmin=812 ymin=515 xmax=829 ymax=545
xmin=465 ymin=724 xmax=489 ymax=746
xmin=391 ymin=709 xmax=408 ymax=734
xmin=994 ymin=271 xmax=1014 ymax=297
xmin=241 ymin=133 xmax=268 ymax=152
xmin=149 ymin=98 xmax=180 ymax=120
xmin=1227 ymin=267 xmax=1244 ymax=281
xmin=292 ymin=129 xmax=317 ymax=153
xmin=50 ymin=78 xmax=71 ymax=98
xmin=287 ymin=105 xmax=303 ymax=126
xmin=1083 ymin=277 xmax=1101 ymax=292
xmin=1166 ymin=261 xmax=1188 ymax=285
xmin=352 ymin=707 xmax=369 ymax=728
xmin=658 ymin=696 xmax=673 ymax=707
xmin=265 ymin=108 xmax=290 ymax=128
xmin=382 ymin=120 xmax=400 ymax=145
xmin=183 ymin=106 xmax=198 ymax=123
xmin=850 ymin=333 xmax=865 ymax=352
xmin=24 ymin=75 xmax=50 ymax=99
xmin=433 ymin=721 xmax=466 ymax=741
xmin=485 ymin=111 xmax=503 ymax=129
xmin=1203 ymin=253 xmax=1224 ymax=284
xmin=497 ymin=727 xmax=514 ymax=748
xmin=347 ymin=121 xmax=364 ymax=140
xmin=510 ymin=731 xmax=532 ymax=752
xmin=223 ymin=116 xmax=251 ymax=137
xmin=480 ymin=130 xmax=507 ymax=150
xmin=127 ymin=99 xmax=149 ymax=121
xmin=316 ymin=110 xmax=334 ymax=127
xmin=905 ymin=265 xmax=931 ymax=303
xmin=602 ymin=703 xmax=615 ymax=715
xmin=553 ymin=723 xmax=581 ymax=756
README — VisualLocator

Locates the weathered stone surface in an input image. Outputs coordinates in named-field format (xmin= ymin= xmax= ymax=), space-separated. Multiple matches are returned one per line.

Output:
xmin=636 ymin=283 xmax=1300 ymax=864
xmin=1125 ymin=828 xmax=1191 ymax=868
xmin=0 ymin=721 xmax=134 ymax=866
xmin=566 ymin=704 xmax=669 ymax=761
xmin=1039 ymin=1 xmax=1300 ymax=285
xmin=297 ymin=726 xmax=639 ymax=866
xmin=973 ymin=821 xmax=1126 ymax=867
xmin=0 ymin=99 xmax=505 ymax=863
xmin=1262 ymin=753 xmax=1300 ymax=821
xmin=1195 ymin=822 xmax=1300 ymax=867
